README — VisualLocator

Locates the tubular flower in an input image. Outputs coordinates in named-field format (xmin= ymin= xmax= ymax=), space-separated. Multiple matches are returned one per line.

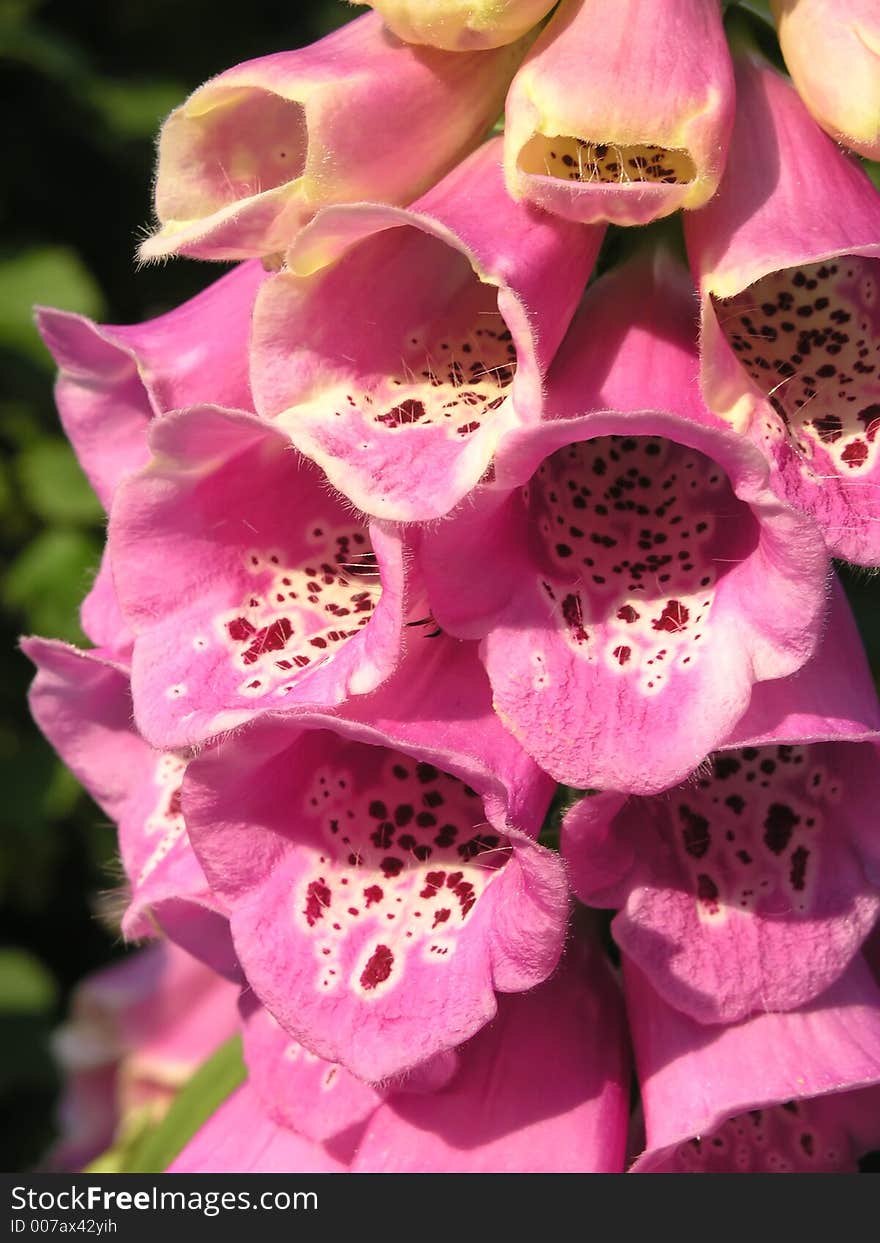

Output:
xmin=626 ymin=954 xmax=880 ymax=1172
xmin=22 ymin=639 xmax=238 ymax=977
xmin=108 ymin=406 xmax=409 ymax=751
xmin=350 ymin=0 xmax=556 ymax=50
xmin=771 ymin=0 xmax=880 ymax=160
xmin=35 ymin=262 xmax=266 ymax=653
xmin=181 ymin=638 xmax=566 ymax=1083
xmin=350 ymin=942 xmax=630 ymax=1173
xmin=251 ymin=138 xmax=603 ymax=520
xmin=685 ymin=53 xmax=880 ymax=565
xmin=562 ymin=583 xmax=880 ymax=1025
xmin=174 ymin=943 xmax=629 ymax=1173
xmin=138 ymin=13 xmax=526 ymax=262
xmin=503 ymin=0 xmax=735 ymax=226
xmin=49 ymin=943 xmax=238 ymax=1173
xmin=421 ymin=250 xmax=829 ymax=794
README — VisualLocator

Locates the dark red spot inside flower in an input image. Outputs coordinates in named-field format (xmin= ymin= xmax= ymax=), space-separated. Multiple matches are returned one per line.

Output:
xmin=652 ymin=600 xmax=689 ymax=632
xmin=363 ymin=885 xmax=383 ymax=907
xmin=763 ymin=803 xmax=800 ymax=854
xmin=360 ymin=945 xmax=394 ymax=990
xmin=679 ymin=804 xmax=710 ymax=859
xmin=304 ymin=880 xmax=331 ymax=926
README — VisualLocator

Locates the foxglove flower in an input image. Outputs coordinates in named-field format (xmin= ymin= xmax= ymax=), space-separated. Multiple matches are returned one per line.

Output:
xmin=422 ymin=250 xmax=828 ymax=793
xmin=50 ymin=943 xmax=238 ymax=1172
xmin=108 ymin=405 xmax=409 ymax=750
xmin=350 ymin=942 xmax=629 ymax=1173
xmin=504 ymin=0 xmax=735 ymax=225
xmin=562 ymin=583 xmax=880 ymax=1024
xmin=352 ymin=0 xmax=556 ymax=50
xmin=169 ymin=1084 xmax=352 ymax=1174
xmin=685 ymin=52 xmax=880 ymax=565
xmin=23 ymin=640 xmax=237 ymax=977
xmin=182 ymin=637 xmax=566 ymax=1082
xmin=139 ymin=13 xmax=526 ymax=262
xmin=35 ymin=262 xmax=266 ymax=653
xmin=174 ymin=943 xmax=629 ymax=1173
xmin=772 ymin=0 xmax=880 ymax=159
xmin=252 ymin=138 xmax=603 ymax=520
xmin=627 ymin=954 xmax=880 ymax=1172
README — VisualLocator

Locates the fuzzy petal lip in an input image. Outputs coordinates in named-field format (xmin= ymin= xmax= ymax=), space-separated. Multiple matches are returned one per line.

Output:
xmin=503 ymin=0 xmax=735 ymax=226
xmin=561 ymin=584 xmax=880 ymax=1026
xmin=351 ymin=943 xmax=630 ymax=1174
xmin=21 ymin=638 xmax=239 ymax=980
xmin=251 ymin=139 xmax=603 ymax=521
xmin=182 ymin=639 xmax=566 ymax=1083
xmin=772 ymin=0 xmax=880 ymax=159
xmin=34 ymin=262 xmax=265 ymax=509
xmin=422 ymin=254 xmax=828 ymax=794
xmin=627 ymin=956 xmax=880 ymax=1173
xmin=139 ymin=13 xmax=526 ymax=263
xmin=353 ymin=0 xmax=557 ymax=50
xmin=109 ymin=405 xmax=408 ymax=752
xmin=685 ymin=55 xmax=880 ymax=564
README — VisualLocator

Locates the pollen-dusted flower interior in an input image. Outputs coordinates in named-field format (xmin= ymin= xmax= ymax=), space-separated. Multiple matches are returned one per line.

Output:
xmin=161 ymin=87 xmax=308 ymax=219
xmin=522 ymin=435 xmax=758 ymax=694
xmin=517 ymin=135 xmax=696 ymax=186
xmin=665 ymin=1099 xmax=857 ymax=1174
xmin=294 ymin=741 xmax=510 ymax=1000
xmin=718 ymin=256 xmax=880 ymax=473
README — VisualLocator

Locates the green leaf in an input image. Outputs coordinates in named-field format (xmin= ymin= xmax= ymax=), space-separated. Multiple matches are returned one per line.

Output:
xmin=4 ymin=527 xmax=101 ymax=643
xmin=16 ymin=439 xmax=103 ymax=525
xmin=0 ymin=246 xmax=104 ymax=368
xmin=115 ymin=1034 xmax=246 ymax=1173
xmin=0 ymin=947 xmax=57 ymax=1014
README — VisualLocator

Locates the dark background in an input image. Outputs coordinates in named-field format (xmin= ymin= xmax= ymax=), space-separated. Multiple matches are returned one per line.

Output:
xmin=1 ymin=0 xmax=879 ymax=1174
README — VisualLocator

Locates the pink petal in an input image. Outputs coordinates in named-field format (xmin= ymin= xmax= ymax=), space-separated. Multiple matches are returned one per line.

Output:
xmin=686 ymin=53 xmax=880 ymax=564
xmin=140 ymin=14 xmax=525 ymax=261
xmin=35 ymin=262 xmax=264 ymax=510
xmin=563 ymin=595 xmax=880 ymax=1023
xmin=423 ymin=251 xmax=829 ymax=792
xmin=352 ymin=942 xmax=630 ymax=1172
xmin=22 ymin=637 xmax=237 ymax=977
xmin=627 ymin=956 xmax=880 ymax=1172
xmin=109 ymin=406 xmax=408 ymax=750
xmin=772 ymin=0 xmax=880 ymax=159
xmin=252 ymin=138 xmax=603 ymax=519
xmin=168 ymin=1084 xmax=349 ymax=1173
xmin=183 ymin=639 xmax=566 ymax=1082
xmin=504 ymin=0 xmax=735 ymax=225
